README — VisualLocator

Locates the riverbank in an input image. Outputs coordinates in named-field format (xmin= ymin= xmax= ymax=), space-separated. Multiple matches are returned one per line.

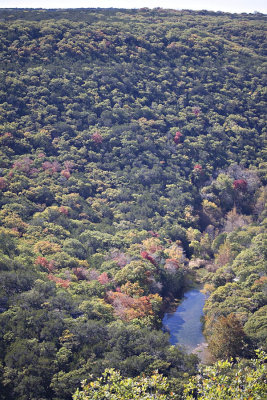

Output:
xmin=192 ymin=342 xmax=213 ymax=364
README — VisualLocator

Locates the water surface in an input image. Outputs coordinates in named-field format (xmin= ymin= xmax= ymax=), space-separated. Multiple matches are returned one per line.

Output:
xmin=162 ymin=288 xmax=206 ymax=353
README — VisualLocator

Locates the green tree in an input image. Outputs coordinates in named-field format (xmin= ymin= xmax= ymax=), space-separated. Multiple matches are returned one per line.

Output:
xmin=73 ymin=369 xmax=171 ymax=400
xmin=184 ymin=350 xmax=267 ymax=400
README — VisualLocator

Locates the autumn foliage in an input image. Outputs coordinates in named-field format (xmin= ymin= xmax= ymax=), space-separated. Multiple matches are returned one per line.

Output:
xmin=141 ymin=251 xmax=157 ymax=266
xmin=92 ymin=132 xmax=103 ymax=144
xmin=107 ymin=290 xmax=154 ymax=321
xmin=35 ymin=256 xmax=55 ymax=272
xmin=193 ymin=164 xmax=203 ymax=173
xmin=98 ymin=272 xmax=110 ymax=285
xmin=61 ymin=169 xmax=71 ymax=179
xmin=58 ymin=206 xmax=69 ymax=215
xmin=73 ymin=267 xmax=88 ymax=280
xmin=0 ymin=8 xmax=265 ymax=400
xmin=233 ymin=179 xmax=247 ymax=191
xmin=173 ymin=131 xmax=182 ymax=144
xmin=47 ymin=274 xmax=71 ymax=288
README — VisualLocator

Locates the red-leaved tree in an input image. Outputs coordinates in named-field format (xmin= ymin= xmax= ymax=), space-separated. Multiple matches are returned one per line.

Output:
xmin=92 ymin=132 xmax=103 ymax=144
xmin=233 ymin=179 xmax=247 ymax=191
xmin=174 ymin=131 xmax=182 ymax=144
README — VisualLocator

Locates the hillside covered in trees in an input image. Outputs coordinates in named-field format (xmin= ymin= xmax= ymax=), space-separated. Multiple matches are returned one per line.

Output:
xmin=0 ymin=7 xmax=266 ymax=400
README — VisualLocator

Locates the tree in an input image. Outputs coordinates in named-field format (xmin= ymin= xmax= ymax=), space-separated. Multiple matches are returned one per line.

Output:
xmin=184 ymin=350 xmax=267 ymax=400
xmin=73 ymin=369 xmax=171 ymax=400
xmin=208 ymin=313 xmax=248 ymax=360
xmin=3 ymin=339 xmax=57 ymax=400
xmin=173 ymin=131 xmax=182 ymax=144
xmin=92 ymin=132 xmax=103 ymax=144
xmin=233 ymin=179 xmax=247 ymax=191
xmin=0 ymin=178 xmax=7 ymax=190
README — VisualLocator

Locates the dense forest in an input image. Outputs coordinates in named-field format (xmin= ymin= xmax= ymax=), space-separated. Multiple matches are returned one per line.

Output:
xmin=0 ymin=7 xmax=266 ymax=399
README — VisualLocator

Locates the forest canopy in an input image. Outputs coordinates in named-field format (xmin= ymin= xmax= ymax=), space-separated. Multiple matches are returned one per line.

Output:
xmin=0 ymin=7 xmax=266 ymax=400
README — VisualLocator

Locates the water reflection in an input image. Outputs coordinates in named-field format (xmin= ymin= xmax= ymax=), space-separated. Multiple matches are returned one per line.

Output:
xmin=163 ymin=288 xmax=206 ymax=353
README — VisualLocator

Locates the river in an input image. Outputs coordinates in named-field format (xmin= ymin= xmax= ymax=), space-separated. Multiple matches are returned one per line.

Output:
xmin=162 ymin=287 xmax=209 ymax=359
